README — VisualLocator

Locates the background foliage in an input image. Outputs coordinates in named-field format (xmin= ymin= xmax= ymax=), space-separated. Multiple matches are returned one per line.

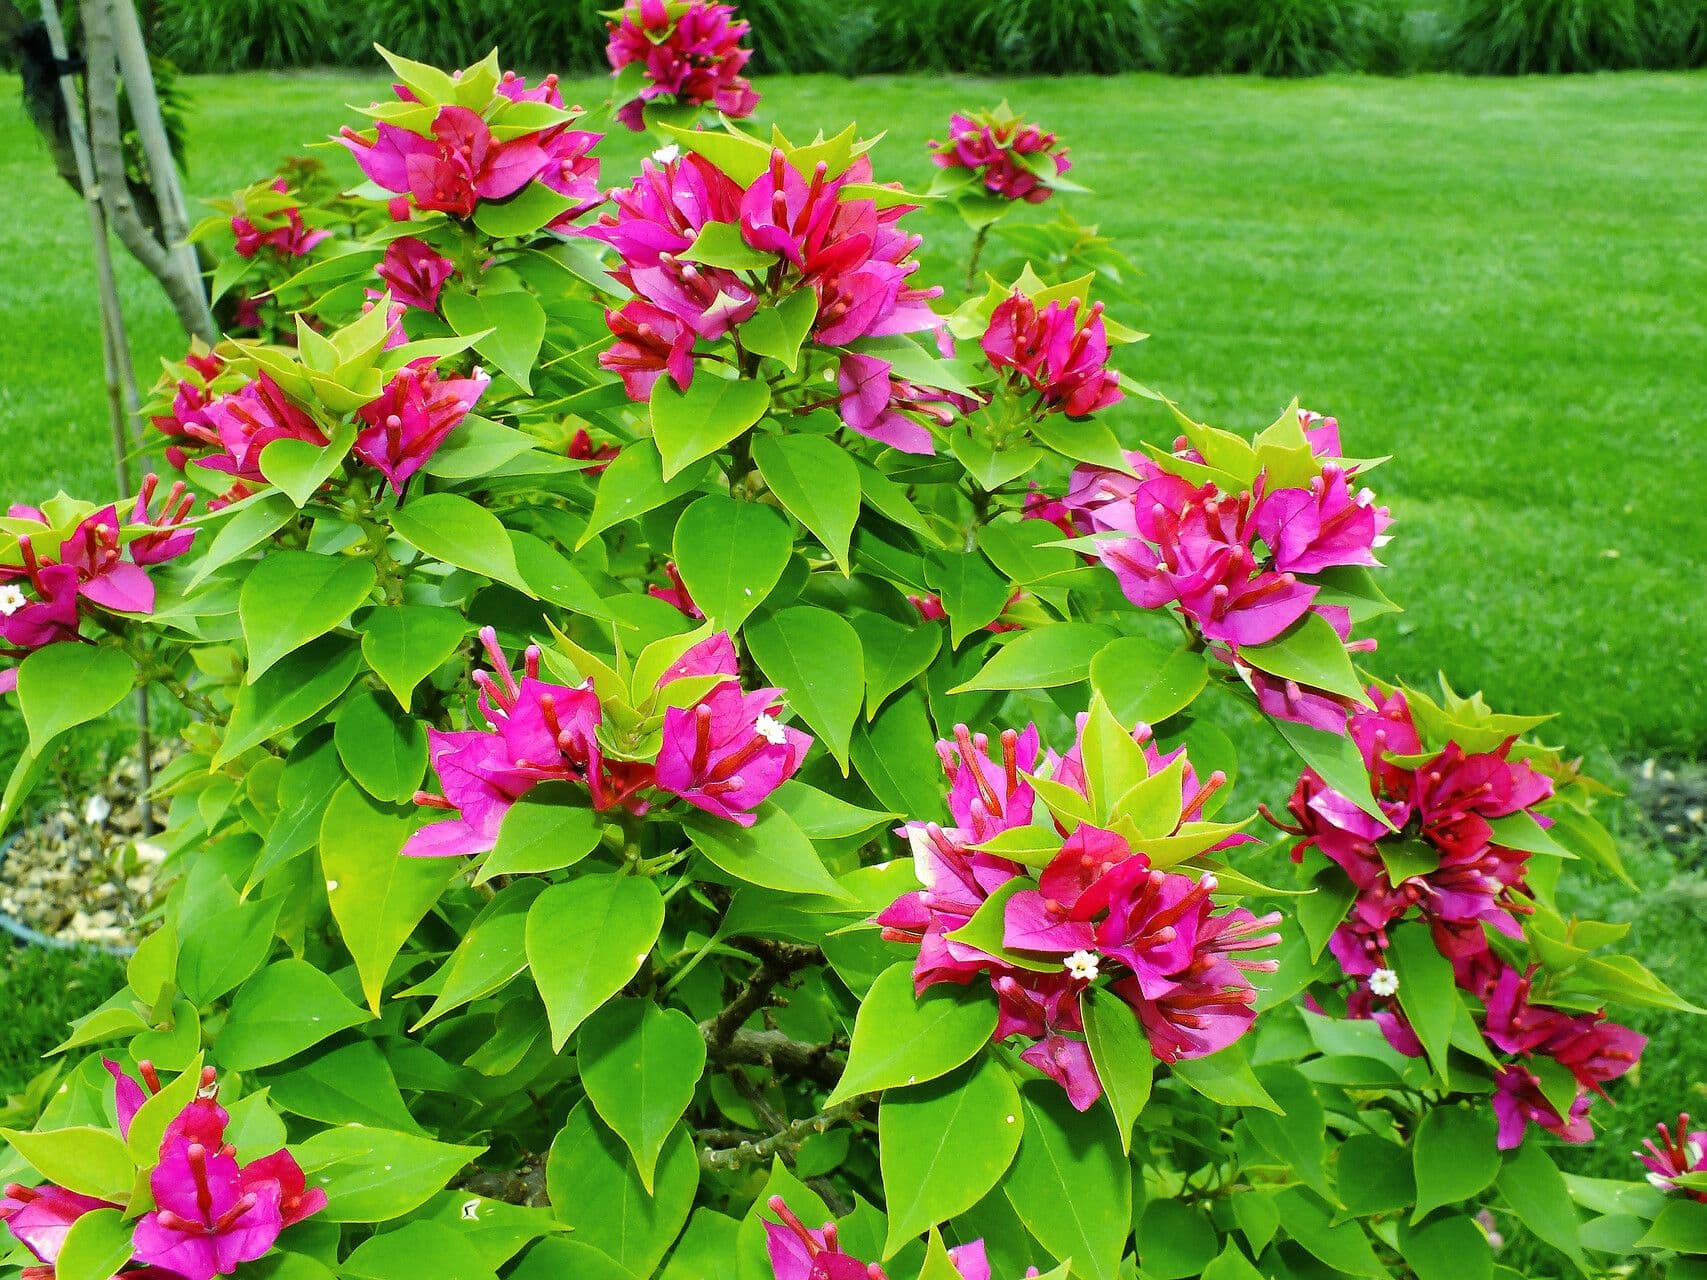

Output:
xmin=53 ymin=0 xmax=1707 ymax=75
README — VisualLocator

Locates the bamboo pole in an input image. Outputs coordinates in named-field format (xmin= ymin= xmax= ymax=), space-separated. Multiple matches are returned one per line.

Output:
xmin=81 ymin=0 xmax=214 ymax=344
xmin=39 ymin=0 xmax=156 ymax=830
xmin=108 ymin=0 xmax=213 ymax=340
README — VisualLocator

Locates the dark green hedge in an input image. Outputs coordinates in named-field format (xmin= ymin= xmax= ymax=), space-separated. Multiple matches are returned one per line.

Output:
xmin=136 ymin=0 xmax=1707 ymax=77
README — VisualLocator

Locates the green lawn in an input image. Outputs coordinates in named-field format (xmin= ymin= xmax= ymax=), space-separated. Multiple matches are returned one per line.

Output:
xmin=2 ymin=68 xmax=1704 ymax=760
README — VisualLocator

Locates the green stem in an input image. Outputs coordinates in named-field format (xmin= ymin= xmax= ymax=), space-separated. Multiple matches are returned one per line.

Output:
xmin=966 ymin=222 xmax=991 ymax=292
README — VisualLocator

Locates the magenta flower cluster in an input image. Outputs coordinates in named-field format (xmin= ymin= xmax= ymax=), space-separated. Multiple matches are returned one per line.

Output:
xmin=878 ymin=716 xmax=1277 ymax=1111
xmin=1 ymin=477 xmax=196 ymax=693
xmin=1639 ymin=1114 xmax=1707 ymax=1201
xmin=0 ymin=1061 xmax=322 ymax=1280
xmin=340 ymin=71 xmax=600 ymax=227
xmin=230 ymin=179 xmax=328 ymax=260
xmin=589 ymin=147 xmax=945 ymax=450
xmin=150 ymin=342 xmax=486 ymax=500
xmin=930 ymin=109 xmax=1072 ymax=204
xmin=1277 ymin=687 xmax=1644 ymax=1148
xmin=1061 ymin=410 xmax=1389 ymax=733
xmin=766 ymin=1197 xmax=1033 ymax=1280
xmin=606 ymin=0 xmax=759 ymax=132
xmin=981 ymin=291 xmax=1123 ymax=419
xmin=405 ymin=628 xmax=811 ymax=857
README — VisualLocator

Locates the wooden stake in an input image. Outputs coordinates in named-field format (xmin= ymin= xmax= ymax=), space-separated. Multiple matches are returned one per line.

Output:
xmin=39 ymin=0 xmax=156 ymax=830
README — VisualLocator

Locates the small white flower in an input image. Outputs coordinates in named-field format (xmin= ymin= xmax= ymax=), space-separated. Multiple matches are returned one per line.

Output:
xmin=83 ymin=795 xmax=112 ymax=826
xmin=0 ymin=584 xmax=25 ymax=617
xmin=1368 ymin=967 xmax=1400 ymax=998
xmin=754 ymin=713 xmax=788 ymax=746
xmin=651 ymin=143 xmax=681 ymax=165
xmin=1064 ymin=949 xmax=1100 ymax=982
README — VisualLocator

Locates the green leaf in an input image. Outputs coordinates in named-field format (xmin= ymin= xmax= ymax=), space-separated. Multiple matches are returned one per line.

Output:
xmin=657 ymin=122 xmax=772 ymax=185
xmin=1401 ymin=1213 xmax=1493 ymax=1280
xmin=1081 ymin=986 xmax=1153 ymax=1153
xmin=344 ymin=1220 xmax=500 ymax=1280
xmin=852 ymin=612 xmax=941 ymax=720
xmin=673 ymin=495 xmax=792 ymax=631
xmin=240 ymin=551 xmax=376 ymax=682
xmin=513 ymin=1239 xmax=634 ymax=1280
xmin=1485 ymin=812 xmax=1574 ymax=859
xmin=1390 ymin=920 xmax=1459 ymax=1081
xmin=335 ymin=689 xmax=428 ymax=803
xmin=679 ymin=220 xmax=777 ymax=271
xmin=443 ymin=288 xmax=545 ymax=391
xmin=852 ymin=694 xmax=949 ymax=824
xmin=413 ymin=880 xmax=544 ymax=1029
xmin=651 ymin=375 xmax=771 ymax=480
xmin=358 ymin=606 xmax=469 ymax=711
xmin=1201 ymin=1243 xmax=1266 ymax=1280
xmin=0 ymin=1126 xmax=133 ymax=1200
xmin=1272 ymin=714 xmax=1394 ymax=829
xmin=682 ymin=803 xmax=848 ymax=899
xmin=1077 ymin=693 xmax=1153 ymax=820
xmin=54 ymin=1207 xmax=134 ymax=1280
xmin=1002 ymin=1080 xmax=1130 ymax=1280
xmin=546 ymin=1103 xmax=699 ymax=1278
xmin=1239 ymin=611 xmax=1369 ymax=702
xmin=1557 ymin=953 xmax=1705 ymax=1014
xmin=771 ymin=781 xmax=894 ymax=840
xmin=1336 ymin=1133 xmax=1416 ymax=1217
xmin=741 ymin=289 xmax=819 ymax=371
xmin=17 ymin=645 xmax=136 ymax=753
xmin=753 ymin=433 xmax=859 ymax=573
xmin=1089 ymin=636 xmax=1207 ymax=726
xmin=509 ymin=530 xmax=614 ymax=619
xmin=178 ymin=894 xmax=283 ymax=1005
xmin=216 ymin=637 xmax=363 ymax=766
xmin=128 ymin=922 xmax=178 ymax=1010
xmin=217 ymin=958 xmax=369 ymax=1070
xmin=1168 ymin=1043 xmax=1281 ymax=1112
xmin=477 ymin=788 xmax=604 ymax=883
xmin=321 ymin=783 xmax=460 ymax=1013
xmin=1637 ymin=1198 xmax=1707 ymax=1254
xmin=250 ymin=727 xmax=346 ymax=889
xmin=1413 ymin=1105 xmax=1495 ymax=1228
xmin=1497 ymin=1140 xmax=1586 ymax=1272
xmin=579 ymin=444 xmax=712 ymax=548
xmin=258 ymin=423 xmax=356 ymax=507
xmin=949 ymin=624 xmax=1112 ymax=693
xmin=827 ymin=963 xmax=996 ymax=1106
xmin=881 ymin=1056 xmax=1022 ymax=1256
xmin=746 ymin=606 xmax=863 ymax=770
xmin=267 ymin=1040 xmax=422 ymax=1132
xmin=390 ymin=492 xmax=527 ymax=592
xmin=1137 ymin=1200 xmax=1218 ymax=1279
xmin=187 ymin=491 xmax=295 ymax=588
xmin=924 ymin=549 xmax=1011 ymax=646
xmin=1378 ymin=835 xmax=1441 ymax=886
xmin=1269 ymin=1189 xmax=1387 ymax=1277
xmin=580 ymin=999 xmax=706 ymax=1193
xmin=1289 ymin=862 xmax=1351 ymax=957
xmin=526 ymin=874 xmax=665 ymax=1050
xmin=297 ymin=1125 xmax=485 ymax=1223
xmin=472 ymin=181 xmax=579 ymax=238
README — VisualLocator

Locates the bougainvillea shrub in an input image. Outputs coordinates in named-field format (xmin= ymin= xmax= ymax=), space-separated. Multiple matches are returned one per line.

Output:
xmin=0 ymin=39 xmax=1702 ymax=1280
